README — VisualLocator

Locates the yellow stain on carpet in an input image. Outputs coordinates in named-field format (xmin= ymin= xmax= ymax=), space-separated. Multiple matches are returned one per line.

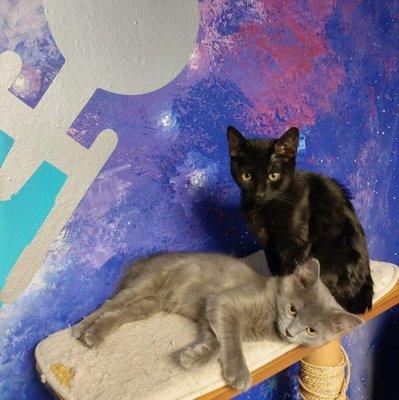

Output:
xmin=50 ymin=363 xmax=74 ymax=389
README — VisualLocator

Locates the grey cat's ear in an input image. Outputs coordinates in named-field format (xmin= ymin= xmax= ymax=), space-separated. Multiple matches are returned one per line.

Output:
xmin=330 ymin=311 xmax=364 ymax=334
xmin=294 ymin=258 xmax=320 ymax=287
xmin=227 ymin=126 xmax=247 ymax=157
xmin=274 ymin=127 xmax=299 ymax=157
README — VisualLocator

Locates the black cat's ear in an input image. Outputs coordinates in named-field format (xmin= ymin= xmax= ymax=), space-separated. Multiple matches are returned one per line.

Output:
xmin=227 ymin=126 xmax=247 ymax=157
xmin=294 ymin=258 xmax=320 ymax=287
xmin=274 ymin=127 xmax=299 ymax=157
xmin=330 ymin=311 xmax=364 ymax=334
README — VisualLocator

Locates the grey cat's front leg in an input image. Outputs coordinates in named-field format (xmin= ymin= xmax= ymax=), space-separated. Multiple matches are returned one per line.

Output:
xmin=73 ymin=290 xmax=161 ymax=348
xmin=72 ymin=288 xmax=135 ymax=344
xmin=207 ymin=296 xmax=251 ymax=391
xmin=177 ymin=318 xmax=219 ymax=370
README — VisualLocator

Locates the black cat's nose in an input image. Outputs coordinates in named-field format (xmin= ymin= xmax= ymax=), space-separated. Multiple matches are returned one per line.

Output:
xmin=255 ymin=192 xmax=267 ymax=200
xmin=285 ymin=329 xmax=293 ymax=338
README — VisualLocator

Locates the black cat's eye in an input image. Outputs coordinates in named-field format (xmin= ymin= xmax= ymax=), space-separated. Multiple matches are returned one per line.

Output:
xmin=241 ymin=172 xmax=253 ymax=182
xmin=268 ymin=172 xmax=281 ymax=182
xmin=287 ymin=304 xmax=297 ymax=316
xmin=306 ymin=327 xmax=317 ymax=336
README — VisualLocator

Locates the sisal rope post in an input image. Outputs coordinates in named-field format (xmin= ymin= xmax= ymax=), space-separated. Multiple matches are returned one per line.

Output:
xmin=299 ymin=345 xmax=350 ymax=400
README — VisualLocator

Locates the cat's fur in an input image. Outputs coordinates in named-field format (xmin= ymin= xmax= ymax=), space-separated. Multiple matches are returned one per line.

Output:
xmin=73 ymin=253 xmax=363 ymax=391
xmin=227 ymin=126 xmax=374 ymax=314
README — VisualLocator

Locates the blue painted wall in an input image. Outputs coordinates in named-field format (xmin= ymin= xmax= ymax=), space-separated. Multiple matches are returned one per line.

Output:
xmin=0 ymin=1 xmax=398 ymax=399
xmin=0 ymin=160 xmax=67 ymax=292
xmin=0 ymin=131 xmax=14 ymax=166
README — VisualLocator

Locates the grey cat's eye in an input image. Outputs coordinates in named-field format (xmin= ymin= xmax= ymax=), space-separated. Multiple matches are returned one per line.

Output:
xmin=241 ymin=172 xmax=253 ymax=182
xmin=306 ymin=327 xmax=317 ymax=336
xmin=268 ymin=172 xmax=280 ymax=181
xmin=287 ymin=304 xmax=297 ymax=316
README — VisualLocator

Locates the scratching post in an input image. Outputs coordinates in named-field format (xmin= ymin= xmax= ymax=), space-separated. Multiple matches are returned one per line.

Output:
xmin=300 ymin=340 xmax=349 ymax=400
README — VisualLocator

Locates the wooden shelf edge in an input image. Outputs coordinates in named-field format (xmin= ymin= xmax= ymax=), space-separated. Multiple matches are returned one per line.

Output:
xmin=198 ymin=279 xmax=399 ymax=400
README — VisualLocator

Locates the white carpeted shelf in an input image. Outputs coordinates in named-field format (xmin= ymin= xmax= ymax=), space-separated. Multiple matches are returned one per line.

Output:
xmin=35 ymin=254 xmax=399 ymax=400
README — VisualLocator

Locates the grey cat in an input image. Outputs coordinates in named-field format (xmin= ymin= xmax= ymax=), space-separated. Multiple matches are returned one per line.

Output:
xmin=72 ymin=253 xmax=363 ymax=391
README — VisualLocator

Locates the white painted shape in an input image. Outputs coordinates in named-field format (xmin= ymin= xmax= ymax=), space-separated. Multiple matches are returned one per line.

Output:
xmin=0 ymin=51 xmax=22 ymax=89
xmin=0 ymin=52 xmax=118 ymax=303
xmin=0 ymin=0 xmax=199 ymax=303
xmin=44 ymin=0 xmax=199 ymax=95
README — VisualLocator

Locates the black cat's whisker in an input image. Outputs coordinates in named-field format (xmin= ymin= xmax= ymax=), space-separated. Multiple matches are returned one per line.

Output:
xmin=275 ymin=194 xmax=298 ymax=207
xmin=270 ymin=194 xmax=295 ymax=206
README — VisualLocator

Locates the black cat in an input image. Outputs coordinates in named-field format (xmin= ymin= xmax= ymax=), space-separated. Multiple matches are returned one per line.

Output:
xmin=227 ymin=126 xmax=373 ymax=314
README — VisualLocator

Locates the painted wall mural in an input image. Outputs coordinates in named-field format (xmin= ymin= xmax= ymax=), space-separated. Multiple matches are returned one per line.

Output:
xmin=0 ymin=0 xmax=198 ymax=302
xmin=0 ymin=1 xmax=398 ymax=399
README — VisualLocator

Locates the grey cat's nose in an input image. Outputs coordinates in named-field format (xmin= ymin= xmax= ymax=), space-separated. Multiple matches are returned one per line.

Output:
xmin=285 ymin=329 xmax=293 ymax=338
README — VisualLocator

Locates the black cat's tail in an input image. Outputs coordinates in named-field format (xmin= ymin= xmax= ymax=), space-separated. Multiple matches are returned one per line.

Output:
xmin=345 ymin=274 xmax=374 ymax=314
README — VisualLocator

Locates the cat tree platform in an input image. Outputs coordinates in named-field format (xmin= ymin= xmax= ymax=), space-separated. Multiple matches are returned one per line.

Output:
xmin=35 ymin=254 xmax=399 ymax=400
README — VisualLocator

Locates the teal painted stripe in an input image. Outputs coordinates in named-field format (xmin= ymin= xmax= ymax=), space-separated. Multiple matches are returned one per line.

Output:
xmin=0 ymin=160 xmax=67 ymax=296
xmin=0 ymin=130 xmax=14 ymax=166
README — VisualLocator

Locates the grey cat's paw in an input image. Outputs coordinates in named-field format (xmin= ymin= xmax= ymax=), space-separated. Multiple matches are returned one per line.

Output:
xmin=223 ymin=363 xmax=252 ymax=391
xmin=71 ymin=321 xmax=89 ymax=340
xmin=71 ymin=318 xmax=94 ymax=341
xmin=80 ymin=325 xmax=104 ymax=349
xmin=178 ymin=346 xmax=206 ymax=370
xmin=177 ymin=340 xmax=218 ymax=370
xmin=72 ymin=323 xmax=103 ymax=349
xmin=71 ymin=324 xmax=83 ymax=339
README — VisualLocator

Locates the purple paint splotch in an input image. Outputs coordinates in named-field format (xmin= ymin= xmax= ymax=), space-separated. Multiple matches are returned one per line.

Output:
xmin=1 ymin=1 xmax=399 ymax=399
xmin=0 ymin=0 xmax=64 ymax=107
